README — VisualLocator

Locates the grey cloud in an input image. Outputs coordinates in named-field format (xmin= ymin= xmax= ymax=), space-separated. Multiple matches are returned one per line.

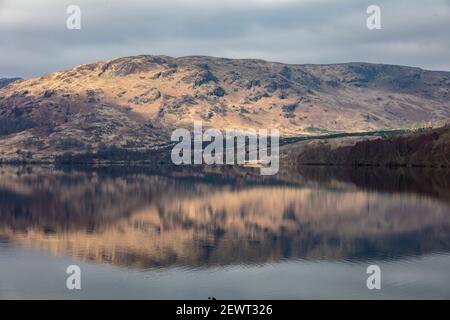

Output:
xmin=0 ymin=0 xmax=449 ymax=78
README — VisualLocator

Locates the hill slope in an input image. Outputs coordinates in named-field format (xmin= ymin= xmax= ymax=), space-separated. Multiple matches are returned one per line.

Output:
xmin=0 ymin=55 xmax=449 ymax=161
xmin=296 ymin=126 xmax=450 ymax=167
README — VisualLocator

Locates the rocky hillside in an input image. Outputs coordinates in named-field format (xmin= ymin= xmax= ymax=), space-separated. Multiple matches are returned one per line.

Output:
xmin=0 ymin=55 xmax=449 ymax=161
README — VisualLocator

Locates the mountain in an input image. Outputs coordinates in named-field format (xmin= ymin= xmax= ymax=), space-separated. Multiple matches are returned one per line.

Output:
xmin=0 ymin=55 xmax=449 ymax=162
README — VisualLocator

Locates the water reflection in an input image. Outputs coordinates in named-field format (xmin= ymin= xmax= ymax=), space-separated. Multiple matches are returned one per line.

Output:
xmin=0 ymin=165 xmax=449 ymax=269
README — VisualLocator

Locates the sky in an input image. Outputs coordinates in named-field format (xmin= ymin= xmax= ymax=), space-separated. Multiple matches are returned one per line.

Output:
xmin=0 ymin=0 xmax=449 ymax=78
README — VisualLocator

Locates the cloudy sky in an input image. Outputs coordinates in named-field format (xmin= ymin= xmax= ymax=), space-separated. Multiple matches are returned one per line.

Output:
xmin=0 ymin=0 xmax=449 ymax=78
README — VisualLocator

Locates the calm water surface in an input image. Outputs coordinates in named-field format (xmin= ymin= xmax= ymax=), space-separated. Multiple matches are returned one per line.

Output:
xmin=0 ymin=165 xmax=449 ymax=299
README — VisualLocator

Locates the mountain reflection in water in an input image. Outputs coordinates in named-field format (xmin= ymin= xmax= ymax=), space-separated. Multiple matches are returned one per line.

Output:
xmin=0 ymin=165 xmax=449 ymax=270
